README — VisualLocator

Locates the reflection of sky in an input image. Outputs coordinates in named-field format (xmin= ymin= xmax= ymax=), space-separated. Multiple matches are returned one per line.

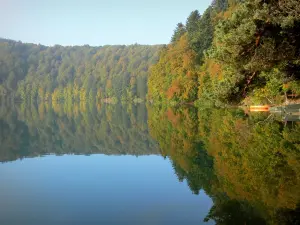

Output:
xmin=0 ymin=155 xmax=214 ymax=225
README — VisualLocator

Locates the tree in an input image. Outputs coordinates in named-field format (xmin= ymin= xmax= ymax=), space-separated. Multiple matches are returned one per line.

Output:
xmin=204 ymin=0 xmax=300 ymax=103
xmin=171 ymin=23 xmax=186 ymax=43
xmin=0 ymin=39 xmax=162 ymax=102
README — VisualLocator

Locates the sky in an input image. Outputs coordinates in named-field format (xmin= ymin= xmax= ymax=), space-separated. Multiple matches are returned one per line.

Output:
xmin=1 ymin=0 xmax=212 ymax=46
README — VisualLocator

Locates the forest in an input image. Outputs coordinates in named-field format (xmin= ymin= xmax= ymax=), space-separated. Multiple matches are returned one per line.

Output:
xmin=0 ymin=38 xmax=161 ymax=103
xmin=1 ymin=0 xmax=300 ymax=224
xmin=148 ymin=0 xmax=300 ymax=106
xmin=1 ymin=0 xmax=299 ymax=106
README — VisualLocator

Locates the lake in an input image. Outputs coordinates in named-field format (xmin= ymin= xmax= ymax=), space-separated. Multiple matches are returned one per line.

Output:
xmin=0 ymin=101 xmax=299 ymax=225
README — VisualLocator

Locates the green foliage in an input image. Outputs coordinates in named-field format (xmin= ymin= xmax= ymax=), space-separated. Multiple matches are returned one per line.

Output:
xmin=148 ymin=35 xmax=198 ymax=103
xmin=149 ymin=0 xmax=300 ymax=105
xmin=212 ymin=0 xmax=229 ymax=11
xmin=171 ymin=23 xmax=186 ymax=43
xmin=0 ymin=39 xmax=162 ymax=102
xmin=187 ymin=7 xmax=214 ymax=61
xmin=148 ymin=0 xmax=236 ymax=104
xmin=204 ymin=0 xmax=300 ymax=103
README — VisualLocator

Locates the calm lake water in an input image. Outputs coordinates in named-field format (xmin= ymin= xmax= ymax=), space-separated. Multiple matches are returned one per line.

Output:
xmin=0 ymin=102 xmax=299 ymax=225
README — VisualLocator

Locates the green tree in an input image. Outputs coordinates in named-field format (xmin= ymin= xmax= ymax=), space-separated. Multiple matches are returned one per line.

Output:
xmin=171 ymin=23 xmax=187 ymax=43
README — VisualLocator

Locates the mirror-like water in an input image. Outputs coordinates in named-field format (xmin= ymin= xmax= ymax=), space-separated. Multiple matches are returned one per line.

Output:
xmin=0 ymin=155 xmax=213 ymax=225
xmin=0 ymin=102 xmax=299 ymax=225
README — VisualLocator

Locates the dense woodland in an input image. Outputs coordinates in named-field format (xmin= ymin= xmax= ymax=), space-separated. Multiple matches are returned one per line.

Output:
xmin=1 ymin=0 xmax=300 ymax=224
xmin=0 ymin=39 xmax=161 ymax=102
xmin=1 ymin=0 xmax=299 ymax=105
xmin=148 ymin=0 xmax=300 ymax=105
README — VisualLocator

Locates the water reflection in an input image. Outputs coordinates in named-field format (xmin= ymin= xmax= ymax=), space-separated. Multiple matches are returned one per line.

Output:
xmin=0 ymin=155 xmax=214 ymax=225
xmin=0 ymin=101 xmax=300 ymax=224
xmin=0 ymin=102 xmax=159 ymax=162
xmin=148 ymin=105 xmax=300 ymax=224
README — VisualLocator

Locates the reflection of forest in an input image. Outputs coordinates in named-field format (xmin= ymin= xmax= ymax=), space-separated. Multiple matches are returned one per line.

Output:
xmin=0 ymin=102 xmax=159 ymax=162
xmin=148 ymin=105 xmax=300 ymax=224
xmin=1 ymin=100 xmax=300 ymax=224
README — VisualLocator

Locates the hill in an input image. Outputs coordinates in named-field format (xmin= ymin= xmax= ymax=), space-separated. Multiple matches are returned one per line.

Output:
xmin=0 ymin=39 xmax=162 ymax=102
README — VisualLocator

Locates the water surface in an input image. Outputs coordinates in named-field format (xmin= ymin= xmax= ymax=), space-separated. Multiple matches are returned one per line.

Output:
xmin=0 ymin=155 xmax=213 ymax=225
xmin=0 ymin=102 xmax=300 ymax=224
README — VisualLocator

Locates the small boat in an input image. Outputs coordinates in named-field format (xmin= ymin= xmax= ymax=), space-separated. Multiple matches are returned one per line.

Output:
xmin=249 ymin=105 xmax=270 ymax=112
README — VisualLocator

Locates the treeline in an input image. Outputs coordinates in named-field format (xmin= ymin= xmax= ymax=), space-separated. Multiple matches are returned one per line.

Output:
xmin=147 ymin=105 xmax=300 ymax=224
xmin=148 ymin=0 xmax=300 ymax=105
xmin=0 ymin=38 xmax=161 ymax=102
xmin=0 ymin=102 xmax=159 ymax=162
